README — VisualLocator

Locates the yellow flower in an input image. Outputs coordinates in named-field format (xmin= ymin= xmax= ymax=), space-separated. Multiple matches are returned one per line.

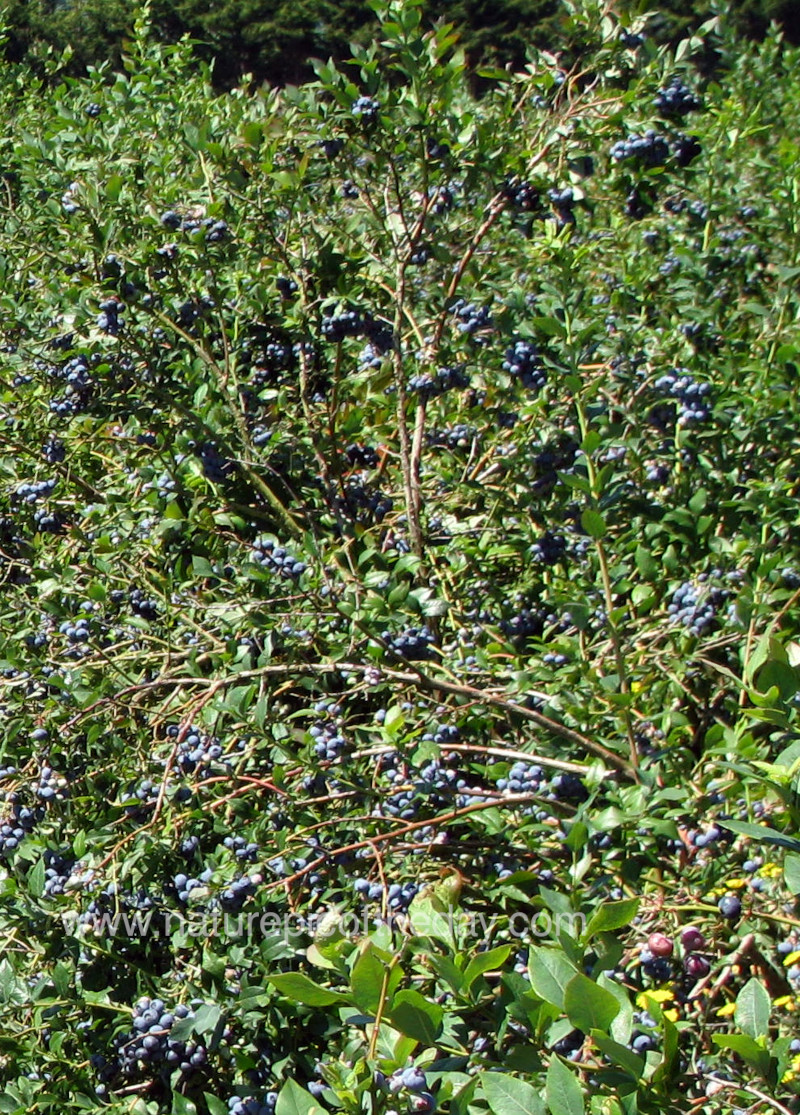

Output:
xmin=637 ymin=989 xmax=674 ymax=1006
xmin=663 ymin=1008 xmax=679 ymax=1022
xmin=716 ymin=1002 xmax=737 ymax=1017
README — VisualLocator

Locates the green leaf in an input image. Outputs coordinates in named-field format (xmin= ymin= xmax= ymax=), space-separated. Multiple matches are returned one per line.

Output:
xmin=546 ymin=1056 xmax=584 ymax=1115
xmin=28 ymin=858 xmax=45 ymax=898
xmin=720 ymin=819 xmax=800 ymax=852
xmin=635 ymin=545 xmax=657 ymax=578
xmin=590 ymin=1032 xmax=644 ymax=1080
xmin=268 ymin=973 xmax=348 ymax=1006
xmin=191 ymin=555 xmax=215 ymax=578
xmin=652 ymin=1011 xmax=679 ymax=1086
xmin=408 ymin=891 xmax=456 ymax=944
xmin=580 ymin=509 xmax=606 ymax=539
xmin=785 ymin=853 xmax=800 ymax=894
xmin=204 ymin=1098 xmax=229 ymax=1115
xmin=350 ymin=945 xmax=400 ymax=1014
xmin=597 ymin=972 xmax=634 ymax=1044
xmin=735 ymin=978 xmax=771 ymax=1040
xmin=462 ymin=945 xmax=512 ymax=993
xmin=105 ymin=174 xmax=123 ymax=202
xmin=712 ymin=1033 xmax=772 ymax=1077
xmin=192 ymin=1002 xmax=223 ymax=1036
xmin=483 ymin=1071 xmax=546 ymax=1115
xmin=389 ymin=989 xmax=443 ymax=1045
xmin=275 ymin=1079 xmax=325 ymax=1115
xmin=528 ymin=947 xmax=579 ymax=1010
xmin=582 ymin=898 xmax=640 ymax=941
xmin=564 ymin=974 xmax=620 ymax=1034
xmin=171 ymin=1095 xmax=197 ymax=1115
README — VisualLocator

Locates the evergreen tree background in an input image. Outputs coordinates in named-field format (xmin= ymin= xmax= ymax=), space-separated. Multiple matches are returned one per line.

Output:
xmin=3 ymin=0 xmax=799 ymax=87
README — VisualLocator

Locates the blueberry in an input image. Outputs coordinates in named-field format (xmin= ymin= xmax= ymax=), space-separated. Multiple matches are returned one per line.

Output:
xmin=718 ymin=894 xmax=741 ymax=920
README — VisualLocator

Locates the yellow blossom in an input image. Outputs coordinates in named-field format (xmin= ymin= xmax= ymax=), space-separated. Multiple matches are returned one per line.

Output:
xmin=637 ymin=989 xmax=674 ymax=1006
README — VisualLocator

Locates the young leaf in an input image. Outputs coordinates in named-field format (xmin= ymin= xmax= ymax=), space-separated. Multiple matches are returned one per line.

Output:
xmin=463 ymin=945 xmax=512 ymax=993
xmin=268 ymin=973 xmax=348 ymax=1007
xmin=582 ymin=898 xmax=640 ymax=941
xmin=564 ymin=974 xmax=620 ymax=1034
xmin=528 ymin=946 xmax=579 ymax=1010
xmin=784 ymin=852 xmax=800 ymax=894
xmin=712 ymin=1034 xmax=772 ymax=1078
xmin=546 ymin=1056 xmax=584 ymax=1115
xmin=389 ymin=989 xmax=443 ymax=1044
xmin=483 ymin=1072 xmax=545 ymax=1115
xmin=275 ymin=1080 xmax=325 ymax=1115
xmin=735 ymin=978 xmax=771 ymax=1040
xmin=590 ymin=1032 xmax=644 ymax=1080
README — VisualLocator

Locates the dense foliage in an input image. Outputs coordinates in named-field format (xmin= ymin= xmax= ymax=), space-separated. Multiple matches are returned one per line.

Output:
xmin=1 ymin=2 xmax=800 ymax=1113
xmin=3 ymin=0 xmax=800 ymax=87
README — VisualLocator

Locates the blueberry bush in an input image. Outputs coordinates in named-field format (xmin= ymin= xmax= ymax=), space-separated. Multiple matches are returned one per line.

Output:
xmin=1 ymin=2 xmax=800 ymax=1113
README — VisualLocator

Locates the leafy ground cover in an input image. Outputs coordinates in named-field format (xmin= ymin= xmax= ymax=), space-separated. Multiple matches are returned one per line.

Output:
xmin=0 ymin=2 xmax=800 ymax=1113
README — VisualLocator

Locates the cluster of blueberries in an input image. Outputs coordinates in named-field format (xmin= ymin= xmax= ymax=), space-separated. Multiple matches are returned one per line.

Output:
xmin=382 ymin=626 xmax=437 ymax=661
xmin=49 ymin=353 xmax=93 ymax=418
xmin=451 ymin=299 xmax=493 ymax=342
xmin=166 ymin=724 xmax=228 ymax=777
xmin=220 ymin=873 xmax=263 ymax=912
xmin=225 ymin=1094 xmax=277 ymax=1115
xmin=35 ymin=764 xmax=68 ymax=802
xmin=503 ymin=339 xmax=547 ymax=392
xmin=320 ymin=308 xmax=393 ymax=355
xmin=127 ymin=586 xmax=160 ymax=620
xmin=500 ymin=605 xmax=563 ymax=644
xmin=651 ymin=368 xmax=712 ymax=427
xmin=13 ymin=478 xmax=56 ymax=505
xmin=531 ymin=531 xmax=567 ymax=566
xmin=345 ymin=442 xmax=380 ymax=469
xmin=352 ymin=95 xmax=380 ymax=124
xmin=332 ymin=479 xmax=394 ymax=525
xmin=224 ymin=834 xmax=259 ymax=862
xmin=309 ymin=720 xmax=348 ymax=761
xmin=654 ymin=76 xmax=702 ymax=117
xmin=668 ymin=579 xmax=730 ymax=637
xmin=503 ymin=177 xmax=542 ymax=211
xmin=408 ymin=364 xmax=470 ymax=400
xmin=250 ymin=537 xmax=308 ymax=580
xmin=43 ymin=849 xmax=74 ymax=897
xmin=96 ymin=998 xmax=208 ymax=1095
xmin=353 ymin=877 xmax=420 ymax=913
xmin=375 ymin=1066 xmax=436 ymax=1113
xmin=97 ymin=297 xmax=124 ymax=335
xmin=611 ymin=131 xmax=670 ymax=168
xmin=426 ymin=425 xmax=477 ymax=451
xmin=160 ymin=210 xmax=230 ymax=241
xmin=0 ymin=800 xmax=39 ymax=856
xmin=496 ymin=761 xmax=545 ymax=795
xmin=195 ymin=441 xmax=233 ymax=482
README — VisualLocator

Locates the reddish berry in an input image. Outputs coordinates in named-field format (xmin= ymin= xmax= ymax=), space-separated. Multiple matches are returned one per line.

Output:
xmin=684 ymin=953 xmax=710 ymax=978
xmin=680 ymin=926 xmax=705 ymax=952
xmin=647 ymin=932 xmax=674 ymax=957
